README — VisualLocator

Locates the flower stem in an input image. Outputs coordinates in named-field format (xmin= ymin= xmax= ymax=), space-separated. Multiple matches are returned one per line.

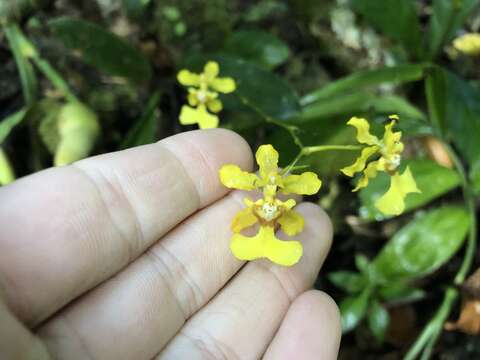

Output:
xmin=404 ymin=143 xmax=477 ymax=359
xmin=282 ymin=145 xmax=361 ymax=175
xmin=302 ymin=145 xmax=362 ymax=155
xmin=31 ymin=56 xmax=78 ymax=102
xmin=13 ymin=25 xmax=78 ymax=103
xmin=404 ymin=287 xmax=458 ymax=360
xmin=237 ymin=95 xmax=304 ymax=149
xmin=446 ymin=144 xmax=477 ymax=285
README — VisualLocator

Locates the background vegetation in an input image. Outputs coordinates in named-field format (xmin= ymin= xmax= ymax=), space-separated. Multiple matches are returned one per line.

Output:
xmin=1 ymin=0 xmax=480 ymax=358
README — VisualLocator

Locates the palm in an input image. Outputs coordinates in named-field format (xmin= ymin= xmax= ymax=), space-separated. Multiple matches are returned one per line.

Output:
xmin=0 ymin=129 xmax=340 ymax=360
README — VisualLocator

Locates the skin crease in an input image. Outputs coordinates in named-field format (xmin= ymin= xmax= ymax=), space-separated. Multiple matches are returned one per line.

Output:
xmin=0 ymin=129 xmax=341 ymax=360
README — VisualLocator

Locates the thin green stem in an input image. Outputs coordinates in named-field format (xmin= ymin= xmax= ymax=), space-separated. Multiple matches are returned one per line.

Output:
xmin=404 ymin=142 xmax=477 ymax=360
xmin=282 ymin=150 xmax=304 ymax=175
xmin=405 ymin=287 xmax=458 ymax=360
xmin=4 ymin=23 xmax=43 ymax=170
xmin=302 ymin=145 xmax=362 ymax=155
xmin=444 ymin=144 xmax=477 ymax=285
xmin=30 ymin=56 xmax=78 ymax=102
xmin=13 ymin=25 xmax=78 ymax=102
xmin=282 ymin=144 xmax=361 ymax=175
xmin=4 ymin=24 xmax=38 ymax=104
xmin=237 ymin=94 xmax=304 ymax=149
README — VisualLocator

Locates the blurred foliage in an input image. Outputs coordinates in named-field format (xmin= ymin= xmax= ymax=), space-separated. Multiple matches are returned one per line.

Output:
xmin=1 ymin=0 xmax=480 ymax=358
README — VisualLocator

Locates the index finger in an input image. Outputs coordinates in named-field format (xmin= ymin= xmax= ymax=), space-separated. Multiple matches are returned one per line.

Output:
xmin=0 ymin=129 xmax=252 ymax=326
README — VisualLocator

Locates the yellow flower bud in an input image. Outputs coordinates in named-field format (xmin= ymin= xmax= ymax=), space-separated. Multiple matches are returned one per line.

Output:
xmin=453 ymin=33 xmax=480 ymax=56
xmin=54 ymin=102 xmax=100 ymax=166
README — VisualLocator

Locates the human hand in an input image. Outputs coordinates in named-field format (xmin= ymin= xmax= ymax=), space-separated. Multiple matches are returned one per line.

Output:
xmin=0 ymin=129 xmax=341 ymax=360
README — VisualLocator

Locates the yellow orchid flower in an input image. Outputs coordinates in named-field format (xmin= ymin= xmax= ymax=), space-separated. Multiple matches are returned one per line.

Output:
xmin=453 ymin=33 xmax=480 ymax=56
xmin=219 ymin=144 xmax=321 ymax=266
xmin=178 ymin=61 xmax=236 ymax=93
xmin=177 ymin=61 xmax=236 ymax=129
xmin=220 ymin=144 xmax=322 ymax=198
xmin=341 ymin=115 xmax=420 ymax=216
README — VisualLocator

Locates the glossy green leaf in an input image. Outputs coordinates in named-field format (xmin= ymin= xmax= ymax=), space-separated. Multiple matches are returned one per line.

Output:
xmin=373 ymin=206 xmax=470 ymax=282
xmin=328 ymin=271 xmax=366 ymax=294
xmin=340 ymin=288 xmax=372 ymax=333
xmin=182 ymin=54 xmax=300 ymax=119
xmin=48 ymin=17 xmax=152 ymax=82
xmin=301 ymin=92 xmax=374 ymax=121
xmin=427 ymin=0 xmax=477 ymax=59
xmin=369 ymin=95 xmax=426 ymax=121
xmin=359 ymin=159 xmax=461 ymax=220
xmin=367 ymin=300 xmax=389 ymax=343
xmin=301 ymin=65 xmax=425 ymax=105
xmin=121 ymin=91 xmax=160 ymax=149
xmin=223 ymin=30 xmax=290 ymax=70
xmin=352 ymin=0 xmax=422 ymax=56
xmin=0 ymin=108 xmax=28 ymax=144
xmin=426 ymin=67 xmax=480 ymax=167
xmin=301 ymin=93 xmax=426 ymax=125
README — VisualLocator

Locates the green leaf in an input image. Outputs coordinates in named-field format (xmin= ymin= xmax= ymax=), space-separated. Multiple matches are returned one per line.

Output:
xmin=425 ymin=66 xmax=447 ymax=134
xmin=0 ymin=0 xmax=50 ymax=24
xmin=182 ymin=54 xmax=300 ymax=119
xmin=301 ymin=92 xmax=374 ymax=122
xmin=301 ymin=65 xmax=425 ymax=105
xmin=328 ymin=271 xmax=366 ymax=294
xmin=368 ymin=95 xmax=426 ymax=122
xmin=427 ymin=0 xmax=477 ymax=59
xmin=426 ymin=67 xmax=480 ymax=167
xmin=352 ymin=0 xmax=422 ymax=56
xmin=471 ymin=159 xmax=480 ymax=195
xmin=223 ymin=30 xmax=290 ymax=70
xmin=122 ymin=0 xmax=151 ymax=18
xmin=379 ymin=283 xmax=426 ymax=304
xmin=355 ymin=254 xmax=370 ymax=273
xmin=340 ymin=288 xmax=372 ymax=333
xmin=373 ymin=206 xmax=470 ymax=282
xmin=0 ymin=108 xmax=28 ymax=144
xmin=301 ymin=93 xmax=426 ymax=126
xmin=367 ymin=300 xmax=390 ymax=343
xmin=4 ymin=24 xmax=38 ymax=104
xmin=48 ymin=17 xmax=152 ymax=83
xmin=121 ymin=91 xmax=160 ymax=149
xmin=359 ymin=159 xmax=461 ymax=220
